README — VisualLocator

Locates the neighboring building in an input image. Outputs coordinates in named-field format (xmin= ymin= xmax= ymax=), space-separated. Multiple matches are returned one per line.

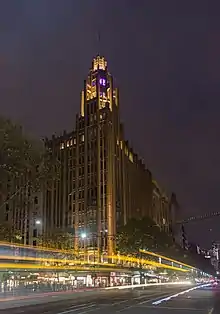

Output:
xmin=0 ymin=176 xmax=43 ymax=246
xmin=169 ymin=193 xmax=182 ymax=245
xmin=43 ymin=56 xmax=173 ymax=256
xmin=151 ymin=180 xmax=170 ymax=232
xmin=28 ymin=192 xmax=43 ymax=246
xmin=210 ymin=241 xmax=220 ymax=272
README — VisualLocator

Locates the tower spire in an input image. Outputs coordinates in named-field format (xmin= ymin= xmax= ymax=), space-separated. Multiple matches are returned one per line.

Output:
xmin=96 ymin=31 xmax=101 ymax=58
xmin=92 ymin=30 xmax=107 ymax=71
xmin=97 ymin=31 xmax=101 ymax=54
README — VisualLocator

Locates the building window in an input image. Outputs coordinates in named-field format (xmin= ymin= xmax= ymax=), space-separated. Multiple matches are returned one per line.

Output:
xmin=125 ymin=146 xmax=128 ymax=156
xmin=129 ymin=152 xmax=133 ymax=163
xmin=33 ymin=229 xmax=37 ymax=237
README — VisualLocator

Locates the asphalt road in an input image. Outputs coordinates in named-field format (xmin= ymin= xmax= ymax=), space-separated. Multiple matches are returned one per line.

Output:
xmin=0 ymin=284 xmax=218 ymax=314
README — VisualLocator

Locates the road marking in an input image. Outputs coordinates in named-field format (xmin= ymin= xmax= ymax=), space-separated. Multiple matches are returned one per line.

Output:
xmin=116 ymin=292 xmax=171 ymax=312
xmin=112 ymin=299 xmax=129 ymax=305
xmin=111 ymin=290 xmax=166 ymax=306
xmin=111 ymin=294 xmax=150 ymax=305
xmin=80 ymin=307 xmax=100 ymax=314
xmin=69 ymin=303 xmax=95 ymax=309
xmin=139 ymin=292 xmax=175 ymax=305
xmin=140 ymin=305 xmax=203 ymax=311
xmin=133 ymin=291 xmax=168 ymax=300
xmin=58 ymin=304 xmax=96 ymax=314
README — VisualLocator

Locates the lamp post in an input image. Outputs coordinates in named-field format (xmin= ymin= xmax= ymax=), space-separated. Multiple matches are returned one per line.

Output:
xmin=81 ymin=232 xmax=87 ymax=262
xmin=81 ymin=232 xmax=87 ymax=239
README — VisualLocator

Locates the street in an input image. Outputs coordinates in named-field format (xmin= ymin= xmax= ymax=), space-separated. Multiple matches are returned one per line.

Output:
xmin=0 ymin=284 xmax=218 ymax=314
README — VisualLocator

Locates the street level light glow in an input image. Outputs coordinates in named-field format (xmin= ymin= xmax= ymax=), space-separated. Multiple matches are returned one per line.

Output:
xmin=36 ymin=220 xmax=41 ymax=225
xmin=81 ymin=232 xmax=86 ymax=239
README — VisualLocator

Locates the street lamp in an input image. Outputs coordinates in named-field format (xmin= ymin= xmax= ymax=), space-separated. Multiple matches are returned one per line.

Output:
xmin=81 ymin=232 xmax=87 ymax=239
xmin=81 ymin=232 xmax=87 ymax=262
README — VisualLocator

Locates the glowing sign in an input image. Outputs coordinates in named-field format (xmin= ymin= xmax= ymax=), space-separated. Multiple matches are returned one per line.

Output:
xmin=99 ymin=78 xmax=106 ymax=86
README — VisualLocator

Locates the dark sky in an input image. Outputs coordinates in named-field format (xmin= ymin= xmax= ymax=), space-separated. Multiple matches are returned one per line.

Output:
xmin=1 ymin=0 xmax=220 ymax=247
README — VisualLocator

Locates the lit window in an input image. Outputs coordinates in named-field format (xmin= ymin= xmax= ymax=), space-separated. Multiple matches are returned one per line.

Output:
xmin=107 ymin=87 xmax=110 ymax=99
xmin=67 ymin=141 xmax=70 ymax=147
xmin=93 ymin=57 xmax=107 ymax=71
xmin=87 ymin=84 xmax=91 ymax=100
xmin=70 ymin=139 xmax=73 ymax=146
xmin=60 ymin=143 xmax=64 ymax=150
xmin=91 ymin=85 xmax=96 ymax=99
xmin=74 ymin=138 xmax=76 ymax=145
xmin=81 ymin=134 xmax=84 ymax=142
xmin=129 ymin=153 xmax=133 ymax=162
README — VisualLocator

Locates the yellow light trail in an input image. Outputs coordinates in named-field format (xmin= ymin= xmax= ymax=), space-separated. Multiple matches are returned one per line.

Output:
xmin=0 ymin=255 xmax=115 ymax=267
xmin=0 ymin=255 xmax=187 ymax=272
xmin=0 ymin=241 xmax=193 ymax=272
xmin=139 ymin=249 xmax=195 ymax=270
xmin=108 ymin=255 xmax=188 ymax=272
xmin=0 ymin=263 xmax=128 ymax=272
xmin=0 ymin=241 xmax=76 ymax=255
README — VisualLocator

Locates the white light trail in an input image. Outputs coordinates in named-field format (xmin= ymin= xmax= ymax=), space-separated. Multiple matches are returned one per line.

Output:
xmin=105 ymin=281 xmax=193 ymax=290
xmin=152 ymin=283 xmax=211 ymax=305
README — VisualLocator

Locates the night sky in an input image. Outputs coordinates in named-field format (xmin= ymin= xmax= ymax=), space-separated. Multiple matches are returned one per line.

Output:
xmin=1 ymin=0 xmax=220 ymax=247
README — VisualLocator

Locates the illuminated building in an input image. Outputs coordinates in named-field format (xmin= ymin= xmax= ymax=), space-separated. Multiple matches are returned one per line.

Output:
xmin=43 ymin=56 xmax=172 ymax=256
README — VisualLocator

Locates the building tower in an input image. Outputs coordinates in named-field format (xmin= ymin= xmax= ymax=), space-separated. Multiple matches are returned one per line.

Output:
xmin=79 ymin=56 xmax=116 ymax=256
xmin=43 ymin=56 xmax=157 ymax=258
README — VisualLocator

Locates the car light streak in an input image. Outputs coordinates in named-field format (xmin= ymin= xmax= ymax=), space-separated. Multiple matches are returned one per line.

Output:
xmin=105 ymin=281 xmax=193 ymax=290
xmin=152 ymin=283 xmax=211 ymax=305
